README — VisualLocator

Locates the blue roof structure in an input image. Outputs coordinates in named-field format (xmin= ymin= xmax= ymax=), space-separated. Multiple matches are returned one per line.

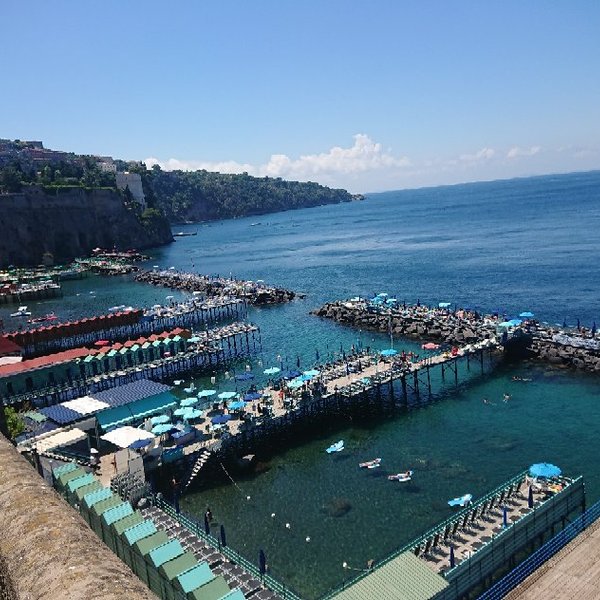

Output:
xmin=148 ymin=539 xmax=184 ymax=568
xmin=66 ymin=473 xmax=96 ymax=492
xmin=83 ymin=487 xmax=114 ymax=508
xmin=176 ymin=562 xmax=214 ymax=593
xmin=92 ymin=379 xmax=172 ymax=407
xmin=39 ymin=404 xmax=82 ymax=425
xmin=102 ymin=502 xmax=133 ymax=526
xmin=123 ymin=520 xmax=157 ymax=545
xmin=96 ymin=391 xmax=177 ymax=431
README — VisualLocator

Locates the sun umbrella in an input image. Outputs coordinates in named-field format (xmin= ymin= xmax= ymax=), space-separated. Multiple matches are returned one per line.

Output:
xmin=174 ymin=407 xmax=193 ymax=417
xmin=519 ymin=311 xmax=535 ymax=318
xmin=438 ymin=302 xmax=452 ymax=308
xmin=380 ymin=348 xmax=398 ymax=357
xmin=300 ymin=374 xmax=313 ymax=382
xmin=243 ymin=392 xmax=262 ymax=401
xmin=282 ymin=369 xmax=301 ymax=380
xmin=150 ymin=414 xmax=170 ymax=425
xmin=197 ymin=389 xmax=217 ymax=398
xmin=287 ymin=379 xmax=304 ymax=389
xmin=228 ymin=400 xmax=245 ymax=411
xmin=235 ymin=372 xmax=254 ymax=381
xmin=94 ymin=340 xmax=110 ymax=347
xmin=151 ymin=423 xmax=174 ymax=435
xmin=184 ymin=408 xmax=203 ymax=420
xmin=188 ymin=336 xmax=201 ymax=343
xmin=303 ymin=369 xmax=320 ymax=378
xmin=129 ymin=438 xmax=153 ymax=450
xmin=218 ymin=391 xmax=238 ymax=400
xmin=529 ymin=463 xmax=561 ymax=478
xmin=263 ymin=367 xmax=281 ymax=375
xmin=211 ymin=414 xmax=232 ymax=425
xmin=422 ymin=342 xmax=440 ymax=350
xmin=181 ymin=397 xmax=198 ymax=407
xmin=507 ymin=318 xmax=523 ymax=327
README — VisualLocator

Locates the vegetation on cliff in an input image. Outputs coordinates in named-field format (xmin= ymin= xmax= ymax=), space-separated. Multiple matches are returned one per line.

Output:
xmin=132 ymin=164 xmax=361 ymax=222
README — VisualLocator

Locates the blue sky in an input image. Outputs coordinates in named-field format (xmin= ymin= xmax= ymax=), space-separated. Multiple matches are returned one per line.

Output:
xmin=1 ymin=1 xmax=599 ymax=192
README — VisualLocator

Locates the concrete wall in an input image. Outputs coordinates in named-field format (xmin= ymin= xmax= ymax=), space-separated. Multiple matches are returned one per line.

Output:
xmin=0 ymin=434 xmax=156 ymax=599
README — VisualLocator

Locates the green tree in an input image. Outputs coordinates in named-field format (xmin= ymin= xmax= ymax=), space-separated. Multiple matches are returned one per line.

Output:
xmin=4 ymin=407 xmax=25 ymax=440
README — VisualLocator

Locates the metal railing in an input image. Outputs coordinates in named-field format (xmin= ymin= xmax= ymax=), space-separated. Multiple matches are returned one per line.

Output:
xmin=153 ymin=496 xmax=303 ymax=600
xmin=478 ymin=498 xmax=600 ymax=599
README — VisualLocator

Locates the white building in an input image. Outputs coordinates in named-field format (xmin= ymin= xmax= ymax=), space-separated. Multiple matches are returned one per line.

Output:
xmin=115 ymin=172 xmax=146 ymax=210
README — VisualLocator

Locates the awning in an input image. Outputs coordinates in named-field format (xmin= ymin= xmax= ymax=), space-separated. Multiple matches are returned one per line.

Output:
xmin=62 ymin=396 xmax=110 ymax=416
xmin=33 ymin=427 xmax=87 ymax=453
xmin=96 ymin=392 xmax=177 ymax=431
xmin=100 ymin=426 xmax=155 ymax=448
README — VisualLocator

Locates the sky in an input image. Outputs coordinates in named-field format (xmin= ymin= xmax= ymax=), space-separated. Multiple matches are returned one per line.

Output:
xmin=1 ymin=1 xmax=599 ymax=193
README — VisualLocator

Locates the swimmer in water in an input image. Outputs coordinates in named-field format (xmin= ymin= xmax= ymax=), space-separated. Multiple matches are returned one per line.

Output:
xmin=503 ymin=393 xmax=511 ymax=402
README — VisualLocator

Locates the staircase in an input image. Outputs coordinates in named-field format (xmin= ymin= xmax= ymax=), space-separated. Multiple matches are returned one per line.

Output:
xmin=182 ymin=448 xmax=212 ymax=492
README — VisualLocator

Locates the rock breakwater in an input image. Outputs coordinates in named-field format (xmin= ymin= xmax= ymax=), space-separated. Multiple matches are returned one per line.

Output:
xmin=135 ymin=269 xmax=296 ymax=305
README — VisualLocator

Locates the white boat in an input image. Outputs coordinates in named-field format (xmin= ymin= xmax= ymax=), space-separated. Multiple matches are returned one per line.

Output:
xmin=11 ymin=306 xmax=31 ymax=317
xmin=359 ymin=458 xmax=382 ymax=469
xmin=448 ymin=493 xmax=473 ymax=507
xmin=388 ymin=470 xmax=413 ymax=482
xmin=326 ymin=440 xmax=344 ymax=454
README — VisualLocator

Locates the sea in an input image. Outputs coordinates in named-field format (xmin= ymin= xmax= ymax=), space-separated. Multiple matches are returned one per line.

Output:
xmin=3 ymin=170 xmax=600 ymax=598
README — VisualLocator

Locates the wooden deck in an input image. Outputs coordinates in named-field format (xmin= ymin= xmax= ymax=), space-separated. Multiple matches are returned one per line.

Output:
xmin=506 ymin=518 xmax=600 ymax=599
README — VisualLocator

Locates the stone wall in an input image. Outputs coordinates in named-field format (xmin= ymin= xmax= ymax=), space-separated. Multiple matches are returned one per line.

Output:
xmin=0 ymin=434 xmax=156 ymax=599
xmin=0 ymin=187 xmax=172 ymax=267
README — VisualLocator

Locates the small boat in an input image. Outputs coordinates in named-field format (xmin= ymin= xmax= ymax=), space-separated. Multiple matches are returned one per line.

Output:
xmin=174 ymin=231 xmax=198 ymax=237
xmin=11 ymin=306 xmax=31 ymax=317
xmin=448 ymin=493 xmax=473 ymax=507
xmin=27 ymin=312 xmax=57 ymax=324
xmin=326 ymin=440 xmax=344 ymax=454
xmin=359 ymin=458 xmax=382 ymax=469
xmin=388 ymin=470 xmax=413 ymax=482
xmin=108 ymin=304 xmax=127 ymax=312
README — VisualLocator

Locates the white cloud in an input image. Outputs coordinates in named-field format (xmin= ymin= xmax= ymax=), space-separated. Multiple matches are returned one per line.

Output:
xmin=459 ymin=147 xmax=496 ymax=162
xmin=144 ymin=134 xmax=411 ymax=184
xmin=507 ymin=145 xmax=541 ymax=159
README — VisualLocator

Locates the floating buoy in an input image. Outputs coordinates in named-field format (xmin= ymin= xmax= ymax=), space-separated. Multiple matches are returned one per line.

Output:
xmin=285 ymin=523 xmax=291 ymax=529
xmin=305 ymin=536 xmax=311 ymax=543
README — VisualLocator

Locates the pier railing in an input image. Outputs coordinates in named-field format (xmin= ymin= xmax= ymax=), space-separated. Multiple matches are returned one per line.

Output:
xmin=478 ymin=497 xmax=600 ymax=599
xmin=152 ymin=496 xmax=303 ymax=600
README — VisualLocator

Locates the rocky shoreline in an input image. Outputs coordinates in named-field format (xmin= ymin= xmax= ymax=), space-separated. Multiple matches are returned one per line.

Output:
xmin=135 ymin=269 xmax=296 ymax=305
xmin=311 ymin=300 xmax=499 ymax=346
xmin=313 ymin=300 xmax=600 ymax=373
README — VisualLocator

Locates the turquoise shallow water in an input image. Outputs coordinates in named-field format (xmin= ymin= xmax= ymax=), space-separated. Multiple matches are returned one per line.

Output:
xmin=2 ymin=171 xmax=600 ymax=598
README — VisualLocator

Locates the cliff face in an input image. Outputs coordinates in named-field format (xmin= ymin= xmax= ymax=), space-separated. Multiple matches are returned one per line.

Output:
xmin=0 ymin=187 xmax=172 ymax=267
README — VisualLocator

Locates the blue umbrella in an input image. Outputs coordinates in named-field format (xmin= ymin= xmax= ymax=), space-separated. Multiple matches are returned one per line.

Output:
xmin=282 ymin=369 xmax=301 ymax=380
xmin=152 ymin=423 xmax=174 ymax=435
xmin=129 ymin=438 xmax=153 ymax=450
xmin=439 ymin=302 xmax=452 ymax=308
xmin=211 ymin=414 xmax=232 ymax=425
xmin=198 ymin=389 xmax=217 ymax=398
xmin=235 ymin=372 xmax=254 ymax=381
xmin=228 ymin=400 xmax=245 ymax=411
xmin=528 ymin=485 xmax=534 ymax=509
xmin=243 ymin=392 xmax=262 ymax=401
xmin=184 ymin=408 xmax=203 ymax=420
xmin=259 ymin=549 xmax=267 ymax=576
xmin=263 ymin=366 xmax=281 ymax=375
xmin=174 ymin=407 xmax=193 ymax=417
xmin=181 ymin=397 xmax=198 ymax=407
xmin=519 ymin=311 xmax=534 ymax=318
xmin=287 ymin=379 xmax=304 ymax=389
xmin=449 ymin=545 xmax=455 ymax=569
xmin=303 ymin=369 xmax=320 ymax=378
xmin=529 ymin=463 xmax=561 ymax=478
xmin=507 ymin=318 xmax=523 ymax=327
xmin=503 ymin=506 xmax=508 ymax=528
xmin=150 ymin=414 xmax=170 ymax=425
xmin=380 ymin=348 xmax=398 ymax=357
xmin=218 ymin=391 xmax=238 ymax=400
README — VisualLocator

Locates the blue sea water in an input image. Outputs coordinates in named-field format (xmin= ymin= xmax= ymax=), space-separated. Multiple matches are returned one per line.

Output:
xmin=3 ymin=171 xmax=600 ymax=598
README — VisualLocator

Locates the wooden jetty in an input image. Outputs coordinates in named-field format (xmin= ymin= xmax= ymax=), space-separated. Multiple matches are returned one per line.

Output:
xmin=179 ymin=339 xmax=500 ymax=492
xmin=325 ymin=471 xmax=585 ymax=600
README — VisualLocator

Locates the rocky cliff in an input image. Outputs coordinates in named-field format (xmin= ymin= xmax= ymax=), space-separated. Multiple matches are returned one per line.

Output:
xmin=0 ymin=186 xmax=172 ymax=267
